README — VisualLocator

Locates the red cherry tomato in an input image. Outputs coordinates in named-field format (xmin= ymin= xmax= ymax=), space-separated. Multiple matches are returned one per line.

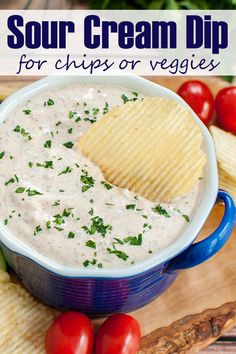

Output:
xmin=215 ymin=87 xmax=236 ymax=133
xmin=45 ymin=311 xmax=94 ymax=354
xmin=177 ymin=80 xmax=214 ymax=125
xmin=95 ymin=313 xmax=141 ymax=354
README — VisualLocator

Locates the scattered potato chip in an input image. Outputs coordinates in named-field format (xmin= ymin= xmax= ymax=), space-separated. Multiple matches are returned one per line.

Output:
xmin=0 ymin=270 xmax=53 ymax=354
xmin=79 ymin=97 xmax=206 ymax=201
xmin=218 ymin=167 xmax=236 ymax=201
xmin=210 ymin=126 xmax=236 ymax=182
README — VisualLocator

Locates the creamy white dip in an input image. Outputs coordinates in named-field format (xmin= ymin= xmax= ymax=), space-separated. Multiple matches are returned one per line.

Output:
xmin=0 ymin=83 xmax=203 ymax=269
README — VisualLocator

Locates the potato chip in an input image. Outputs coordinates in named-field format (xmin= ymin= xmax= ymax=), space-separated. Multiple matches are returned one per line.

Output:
xmin=210 ymin=126 xmax=236 ymax=182
xmin=0 ymin=270 xmax=53 ymax=354
xmin=79 ymin=97 xmax=206 ymax=201
xmin=218 ymin=167 xmax=236 ymax=200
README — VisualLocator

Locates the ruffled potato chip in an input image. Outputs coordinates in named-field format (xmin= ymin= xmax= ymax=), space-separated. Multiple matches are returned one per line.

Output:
xmin=79 ymin=97 xmax=206 ymax=202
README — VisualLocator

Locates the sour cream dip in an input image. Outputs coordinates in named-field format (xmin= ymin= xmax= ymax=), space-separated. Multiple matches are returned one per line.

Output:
xmin=0 ymin=83 xmax=203 ymax=269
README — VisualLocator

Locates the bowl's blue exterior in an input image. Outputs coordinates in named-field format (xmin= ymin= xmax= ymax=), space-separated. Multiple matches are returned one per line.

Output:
xmin=0 ymin=242 xmax=177 ymax=315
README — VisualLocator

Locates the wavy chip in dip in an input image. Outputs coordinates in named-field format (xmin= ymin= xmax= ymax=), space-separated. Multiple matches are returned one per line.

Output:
xmin=0 ymin=83 xmax=204 ymax=269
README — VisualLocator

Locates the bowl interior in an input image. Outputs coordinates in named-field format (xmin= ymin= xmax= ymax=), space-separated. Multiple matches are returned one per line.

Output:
xmin=0 ymin=75 xmax=218 ymax=278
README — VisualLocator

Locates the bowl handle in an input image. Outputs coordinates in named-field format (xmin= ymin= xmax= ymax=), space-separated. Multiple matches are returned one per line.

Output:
xmin=166 ymin=190 xmax=236 ymax=271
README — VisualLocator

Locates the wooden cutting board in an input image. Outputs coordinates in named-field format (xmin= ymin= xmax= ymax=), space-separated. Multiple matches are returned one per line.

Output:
xmin=0 ymin=76 xmax=235 ymax=354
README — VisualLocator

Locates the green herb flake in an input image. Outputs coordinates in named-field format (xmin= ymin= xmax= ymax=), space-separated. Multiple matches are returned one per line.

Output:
xmin=124 ymin=234 xmax=142 ymax=246
xmin=15 ymin=187 xmax=25 ymax=193
xmin=13 ymin=125 xmax=32 ymax=141
xmin=121 ymin=94 xmax=129 ymax=104
xmin=126 ymin=204 xmax=136 ymax=210
xmin=182 ymin=214 xmax=190 ymax=222
xmin=4 ymin=219 xmax=8 ymax=225
xmin=58 ymin=166 xmax=73 ymax=176
xmin=86 ymin=240 xmax=96 ymax=249
xmin=5 ymin=177 xmax=16 ymax=186
xmin=28 ymin=162 xmax=33 ymax=168
xmin=80 ymin=170 xmax=95 ymax=192
xmin=68 ymin=231 xmax=75 ymax=239
xmin=44 ymin=140 xmax=52 ymax=148
xmin=34 ymin=225 xmax=42 ymax=235
xmin=36 ymin=161 xmax=54 ymax=169
xmin=0 ymin=151 xmax=5 ymax=160
xmin=107 ymin=248 xmax=129 ymax=261
xmin=88 ymin=208 xmax=94 ymax=216
xmin=101 ymin=181 xmax=113 ymax=190
xmin=103 ymin=102 xmax=109 ymax=114
xmin=63 ymin=141 xmax=74 ymax=149
xmin=54 ymin=226 xmax=64 ymax=232
xmin=44 ymin=98 xmax=54 ymax=106
xmin=83 ymin=260 xmax=90 ymax=267
xmin=52 ymin=200 xmax=60 ymax=206
xmin=152 ymin=204 xmax=170 ymax=218
xmin=97 ymin=263 xmax=103 ymax=268
xmin=82 ymin=216 xmax=111 ymax=237
xmin=46 ymin=221 xmax=51 ymax=229
xmin=22 ymin=109 xmax=31 ymax=115
xmin=27 ymin=189 xmax=43 ymax=196
xmin=68 ymin=128 xmax=73 ymax=134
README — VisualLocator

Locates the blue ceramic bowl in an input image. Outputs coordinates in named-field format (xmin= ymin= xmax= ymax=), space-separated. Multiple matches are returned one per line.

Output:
xmin=0 ymin=75 xmax=235 ymax=316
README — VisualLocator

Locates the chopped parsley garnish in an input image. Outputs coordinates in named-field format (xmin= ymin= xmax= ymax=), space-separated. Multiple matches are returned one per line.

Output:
xmin=28 ymin=162 xmax=33 ymax=168
xmin=182 ymin=214 xmax=190 ymax=222
xmin=68 ymin=231 xmax=75 ymax=239
xmin=90 ymin=199 xmax=94 ymax=204
xmin=46 ymin=221 xmax=51 ymax=229
xmin=143 ymin=223 xmax=152 ymax=232
xmin=52 ymin=200 xmax=60 ymax=206
xmin=0 ymin=151 xmax=5 ymax=159
xmin=44 ymin=98 xmax=54 ymax=106
xmin=36 ymin=160 xmax=54 ymax=169
xmin=83 ymin=259 xmax=97 ymax=267
xmin=88 ymin=208 xmax=94 ymax=216
xmin=15 ymin=187 xmax=25 ymax=193
xmin=101 ymin=181 xmax=113 ymax=190
xmin=80 ymin=170 xmax=95 ymax=192
xmin=34 ymin=225 xmax=42 ymax=235
xmin=152 ymin=204 xmax=170 ymax=218
xmin=13 ymin=125 xmax=32 ymax=141
xmin=22 ymin=109 xmax=31 ymax=115
xmin=68 ymin=128 xmax=73 ymax=134
xmin=69 ymin=111 xmax=81 ymax=122
xmin=62 ymin=208 xmax=74 ymax=217
xmin=97 ymin=263 xmax=103 ymax=268
xmin=63 ymin=141 xmax=74 ymax=149
xmin=5 ymin=175 xmax=19 ymax=186
xmin=107 ymin=248 xmax=129 ymax=261
xmin=27 ymin=189 xmax=43 ymax=196
xmin=121 ymin=94 xmax=129 ymax=104
xmin=53 ymin=214 xmax=65 ymax=225
xmin=105 ymin=203 xmax=114 ymax=206
xmin=54 ymin=226 xmax=64 ymax=231
xmin=86 ymin=240 xmax=96 ymax=249
xmin=148 ymin=250 xmax=153 ymax=254
xmin=82 ymin=216 xmax=111 ymax=237
xmin=58 ymin=166 xmax=73 ymax=176
xmin=124 ymin=234 xmax=142 ymax=246
xmin=126 ymin=204 xmax=136 ymax=210
xmin=15 ymin=187 xmax=43 ymax=196
xmin=121 ymin=92 xmax=139 ymax=104
xmin=103 ymin=102 xmax=109 ymax=114
xmin=44 ymin=140 xmax=52 ymax=148
xmin=4 ymin=219 xmax=8 ymax=225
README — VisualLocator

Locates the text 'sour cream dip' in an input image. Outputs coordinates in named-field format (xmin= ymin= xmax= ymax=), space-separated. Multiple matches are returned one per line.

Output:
xmin=0 ymin=83 xmax=203 ymax=269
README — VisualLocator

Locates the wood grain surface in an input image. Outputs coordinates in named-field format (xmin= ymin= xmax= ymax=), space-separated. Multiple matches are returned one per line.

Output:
xmin=0 ymin=76 xmax=235 ymax=353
